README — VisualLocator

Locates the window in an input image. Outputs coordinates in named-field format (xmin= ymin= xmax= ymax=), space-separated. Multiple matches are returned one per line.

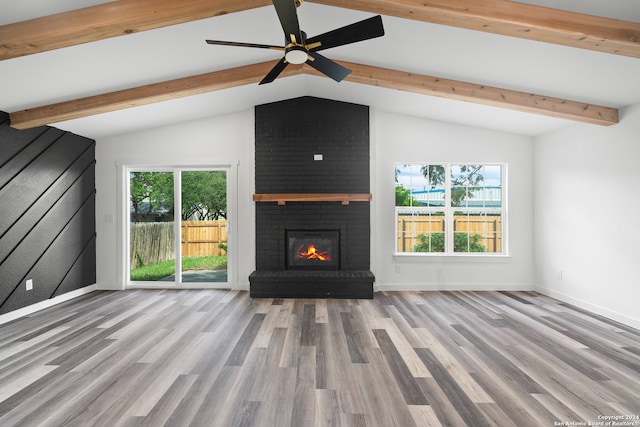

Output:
xmin=395 ymin=163 xmax=505 ymax=255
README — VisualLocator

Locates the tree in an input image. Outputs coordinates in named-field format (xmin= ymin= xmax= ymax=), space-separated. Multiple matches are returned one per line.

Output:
xmin=453 ymin=232 xmax=486 ymax=252
xmin=130 ymin=172 xmax=174 ymax=221
xmin=420 ymin=164 xmax=446 ymax=189
xmin=395 ymin=185 xmax=412 ymax=206
xmin=130 ymin=171 xmax=227 ymax=222
xmin=421 ymin=164 xmax=484 ymax=206
xmin=395 ymin=166 xmax=422 ymax=206
xmin=414 ymin=232 xmax=486 ymax=252
xmin=413 ymin=232 xmax=445 ymax=252
xmin=181 ymin=171 xmax=227 ymax=220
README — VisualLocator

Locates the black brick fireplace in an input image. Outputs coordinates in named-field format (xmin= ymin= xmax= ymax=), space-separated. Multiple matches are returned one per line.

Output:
xmin=249 ymin=96 xmax=374 ymax=298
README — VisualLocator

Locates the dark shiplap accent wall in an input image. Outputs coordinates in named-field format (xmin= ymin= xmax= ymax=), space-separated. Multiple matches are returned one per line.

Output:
xmin=0 ymin=111 xmax=96 ymax=314
xmin=254 ymin=97 xmax=371 ymax=272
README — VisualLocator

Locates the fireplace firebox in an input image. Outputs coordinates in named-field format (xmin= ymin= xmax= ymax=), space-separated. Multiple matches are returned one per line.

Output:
xmin=286 ymin=230 xmax=339 ymax=271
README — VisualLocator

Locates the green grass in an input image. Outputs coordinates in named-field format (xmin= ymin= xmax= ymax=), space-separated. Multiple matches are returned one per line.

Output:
xmin=130 ymin=255 xmax=227 ymax=281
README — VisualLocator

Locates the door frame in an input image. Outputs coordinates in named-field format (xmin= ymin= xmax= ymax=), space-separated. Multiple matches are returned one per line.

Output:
xmin=118 ymin=162 xmax=237 ymax=290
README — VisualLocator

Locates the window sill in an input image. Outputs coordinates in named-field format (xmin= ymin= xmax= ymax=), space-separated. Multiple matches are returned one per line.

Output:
xmin=393 ymin=253 xmax=511 ymax=263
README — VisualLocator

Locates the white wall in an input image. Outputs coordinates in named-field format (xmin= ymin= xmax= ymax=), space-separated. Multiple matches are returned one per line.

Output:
xmin=95 ymin=106 xmax=536 ymax=296
xmin=534 ymin=102 xmax=640 ymax=329
xmin=95 ymin=109 xmax=255 ymax=290
xmin=372 ymin=111 xmax=534 ymax=291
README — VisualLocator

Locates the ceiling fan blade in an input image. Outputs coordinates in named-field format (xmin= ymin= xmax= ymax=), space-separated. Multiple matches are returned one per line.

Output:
xmin=306 ymin=15 xmax=384 ymax=52
xmin=259 ymin=57 xmax=290 ymax=85
xmin=272 ymin=0 xmax=302 ymax=43
xmin=306 ymin=51 xmax=351 ymax=82
xmin=206 ymin=40 xmax=284 ymax=50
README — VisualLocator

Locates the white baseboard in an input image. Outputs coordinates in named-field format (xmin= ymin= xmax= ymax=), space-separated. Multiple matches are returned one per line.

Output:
xmin=536 ymin=286 xmax=640 ymax=331
xmin=0 ymin=285 xmax=98 ymax=325
xmin=375 ymin=282 xmax=533 ymax=292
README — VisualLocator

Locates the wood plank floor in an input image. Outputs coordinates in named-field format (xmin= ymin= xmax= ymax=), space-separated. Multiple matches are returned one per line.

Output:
xmin=1 ymin=290 xmax=639 ymax=427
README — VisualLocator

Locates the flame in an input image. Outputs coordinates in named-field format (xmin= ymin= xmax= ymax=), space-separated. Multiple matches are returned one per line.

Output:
xmin=297 ymin=244 xmax=332 ymax=261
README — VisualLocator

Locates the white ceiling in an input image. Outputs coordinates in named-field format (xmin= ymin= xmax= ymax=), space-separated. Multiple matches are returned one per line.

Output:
xmin=1 ymin=0 xmax=639 ymax=139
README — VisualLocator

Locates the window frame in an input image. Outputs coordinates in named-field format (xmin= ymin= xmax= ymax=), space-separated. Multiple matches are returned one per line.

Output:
xmin=394 ymin=163 xmax=508 ymax=257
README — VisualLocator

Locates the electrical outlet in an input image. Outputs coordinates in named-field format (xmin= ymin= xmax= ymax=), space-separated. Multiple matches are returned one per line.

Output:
xmin=26 ymin=279 xmax=33 ymax=291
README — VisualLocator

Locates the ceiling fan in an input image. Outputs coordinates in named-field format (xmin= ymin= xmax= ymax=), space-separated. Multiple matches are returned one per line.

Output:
xmin=205 ymin=0 xmax=384 ymax=85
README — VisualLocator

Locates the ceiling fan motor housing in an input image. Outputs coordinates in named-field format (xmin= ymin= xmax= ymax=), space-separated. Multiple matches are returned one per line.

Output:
xmin=285 ymin=30 xmax=308 ymax=64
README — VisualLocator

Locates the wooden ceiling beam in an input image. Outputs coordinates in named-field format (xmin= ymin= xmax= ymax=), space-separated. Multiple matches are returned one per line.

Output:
xmin=1 ymin=0 xmax=639 ymax=61
xmin=8 ymin=61 xmax=305 ymax=130
xmin=0 ymin=0 xmax=271 ymax=61
xmin=309 ymin=0 xmax=640 ymax=58
xmin=337 ymin=62 xmax=618 ymax=126
xmin=9 ymin=61 xmax=617 ymax=130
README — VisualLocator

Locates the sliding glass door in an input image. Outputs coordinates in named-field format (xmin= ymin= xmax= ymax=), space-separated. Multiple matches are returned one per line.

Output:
xmin=129 ymin=171 xmax=176 ymax=282
xmin=180 ymin=170 xmax=228 ymax=283
xmin=128 ymin=167 xmax=228 ymax=286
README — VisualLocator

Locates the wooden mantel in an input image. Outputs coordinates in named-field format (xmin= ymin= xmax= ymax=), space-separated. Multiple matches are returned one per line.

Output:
xmin=253 ymin=193 xmax=372 ymax=206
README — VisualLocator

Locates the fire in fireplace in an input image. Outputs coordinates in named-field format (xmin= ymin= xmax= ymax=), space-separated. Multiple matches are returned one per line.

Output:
xmin=286 ymin=230 xmax=340 ymax=270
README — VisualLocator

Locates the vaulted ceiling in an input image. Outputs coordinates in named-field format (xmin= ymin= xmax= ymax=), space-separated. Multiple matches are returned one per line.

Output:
xmin=1 ymin=0 xmax=639 ymax=138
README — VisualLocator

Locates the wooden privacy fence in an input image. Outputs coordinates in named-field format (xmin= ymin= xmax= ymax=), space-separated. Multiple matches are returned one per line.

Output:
xmin=130 ymin=222 xmax=175 ymax=268
xmin=130 ymin=220 xmax=227 ymax=268
xmin=181 ymin=220 xmax=227 ymax=257
xmin=397 ymin=214 xmax=502 ymax=252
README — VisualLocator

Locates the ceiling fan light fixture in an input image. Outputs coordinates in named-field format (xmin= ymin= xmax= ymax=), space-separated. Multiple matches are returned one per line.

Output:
xmin=285 ymin=46 xmax=308 ymax=64
xmin=205 ymin=0 xmax=384 ymax=84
